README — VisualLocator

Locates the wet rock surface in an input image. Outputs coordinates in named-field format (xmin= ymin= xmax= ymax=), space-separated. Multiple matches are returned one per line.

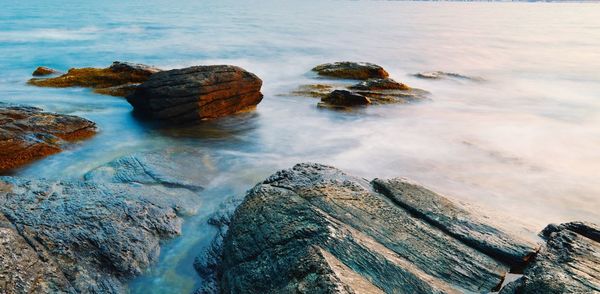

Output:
xmin=32 ymin=66 xmax=61 ymax=77
xmin=0 ymin=148 xmax=214 ymax=293
xmin=414 ymin=71 xmax=483 ymax=82
xmin=501 ymin=222 xmax=600 ymax=293
xmin=196 ymin=163 xmax=539 ymax=294
xmin=28 ymin=61 xmax=161 ymax=97
xmin=0 ymin=105 xmax=96 ymax=171
xmin=126 ymin=65 xmax=263 ymax=123
xmin=319 ymin=89 xmax=371 ymax=108
xmin=312 ymin=62 xmax=389 ymax=80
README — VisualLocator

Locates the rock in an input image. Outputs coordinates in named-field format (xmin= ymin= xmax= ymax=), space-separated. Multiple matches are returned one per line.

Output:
xmin=32 ymin=66 xmax=61 ymax=76
xmin=0 ymin=148 xmax=214 ymax=293
xmin=0 ymin=105 xmax=96 ymax=171
xmin=319 ymin=89 xmax=371 ymax=108
xmin=501 ymin=222 xmax=600 ymax=293
xmin=313 ymin=62 xmax=389 ymax=80
xmin=349 ymin=78 xmax=410 ymax=91
xmin=28 ymin=61 xmax=161 ymax=97
xmin=372 ymin=178 xmax=537 ymax=267
xmin=84 ymin=147 xmax=214 ymax=193
xmin=126 ymin=65 xmax=263 ymax=123
xmin=197 ymin=163 xmax=538 ymax=293
xmin=414 ymin=71 xmax=483 ymax=81
xmin=288 ymin=84 xmax=334 ymax=98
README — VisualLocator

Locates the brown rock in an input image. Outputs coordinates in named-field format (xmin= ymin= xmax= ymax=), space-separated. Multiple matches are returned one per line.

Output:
xmin=319 ymin=89 xmax=371 ymax=108
xmin=0 ymin=105 xmax=96 ymax=171
xmin=312 ymin=62 xmax=389 ymax=80
xmin=28 ymin=61 xmax=161 ymax=97
xmin=126 ymin=65 xmax=263 ymax=123
xmin=32 ymin=66 xmax=61 ymax=77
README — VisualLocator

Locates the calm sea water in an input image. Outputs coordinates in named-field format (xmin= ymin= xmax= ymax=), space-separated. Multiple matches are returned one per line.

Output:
xmin=1 ymin=1 xmax=599 ymax=292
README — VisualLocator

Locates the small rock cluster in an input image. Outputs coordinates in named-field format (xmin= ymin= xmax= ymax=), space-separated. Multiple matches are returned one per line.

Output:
xmin=292 ymin=61 xmax=429 ymax=109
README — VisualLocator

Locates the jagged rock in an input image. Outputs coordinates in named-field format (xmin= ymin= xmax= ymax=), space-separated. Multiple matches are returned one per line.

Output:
xmin=0 ymin=105 xmax=96 ymax=171
xmin=414 ymin=71 xmax=483 ymax=81
xmin=28 ymin=61 xmax=161 ymax=97
xmin=32 ymin=66 xmax=61 ymax=77
xmin=501 ymin=222 xmax=600 ymax=293
xmin=313 ymin=62 xmax=389 ymax=80
xmin=0 ymin=148 xmax=215 ymax=293
xmin=349 ymin=78 xmax=410 ymax=91
xmin=197 ymin=163 xmax=538 ymax=293
xmin=126 ymin=65 xmax=263 ymax=123
xmin=318 ymin=90 xmax=371 ymax=108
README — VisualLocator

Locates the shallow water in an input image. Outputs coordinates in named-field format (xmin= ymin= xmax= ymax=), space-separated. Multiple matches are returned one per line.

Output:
xmin=1 ymin=0 xmax=600 ymax=292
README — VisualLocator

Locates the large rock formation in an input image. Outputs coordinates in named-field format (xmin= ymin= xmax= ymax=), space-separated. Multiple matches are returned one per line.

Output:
xmin=196 ymin=163 xmax=538 ymax=293
xmin=126 ymin=65 xmax=263 ymax=123
xmin=0 ymin=148 xmax=215 ymax=293
xmin=501 ymin=222 xmax=600 ymax=293
xmin=28 ymin=61 xmax=161 ymax=97
xmin=0 ymin=105 xmax=96 ymax=171
xmin=312 ymin=62 xmax=389 ymax=80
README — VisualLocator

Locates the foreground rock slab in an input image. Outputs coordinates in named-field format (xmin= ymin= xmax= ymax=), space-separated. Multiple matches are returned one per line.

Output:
xmin=0 ymin=105 xmax=96 ymax=171
xmin=127 ymin=65 xmax=263 ymax=123
xmin=28 ymin=61 xmax=161 ymax=97
xmin=0 ymin=148 xmax=215 ymax=293
xmin=501 ymin=222 xmax=600 ymax=293
xmin=196 ymin=163 xmax=537 ymax=293
xmin=313 ymin=62 xmax=389 ymax=80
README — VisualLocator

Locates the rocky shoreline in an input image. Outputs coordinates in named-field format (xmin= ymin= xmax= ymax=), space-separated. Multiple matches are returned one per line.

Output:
xmin=195 ymin=163 xmax=599 ymax=294
xmin=0 ymin=61 xmax=597 ymax=293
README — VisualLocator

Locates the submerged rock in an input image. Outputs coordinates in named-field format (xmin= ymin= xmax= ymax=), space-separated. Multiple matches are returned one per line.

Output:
xmin=32 ymin=66 xmax=61 ymax=76
xmin=127 ymin=65 xmax=263 ymax=123
xmin=0 ymin=105 xmax=96 ymax=171
xmin=319 ymin=89 xmax=371 ymax=108
xmin=313 ymin=62 xmax=389 ymax=80
xmin=501 ymin=222 xmax=600 ymax=293
xmin=349 ymin=78 xmax=410 ymax=91
xmin=196 ymin=163 xmax=538 ymax=293
xmin=414 ymin=71 xmax=483 ymax=81
xmin=28 ymin=61 xmax=161 ymax=97
xmin=0 ymin=148 xmax=215 ymax=293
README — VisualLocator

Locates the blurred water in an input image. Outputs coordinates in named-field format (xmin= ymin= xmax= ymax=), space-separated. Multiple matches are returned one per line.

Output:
xmin=1 ymin=0 xmax=599 ymax=292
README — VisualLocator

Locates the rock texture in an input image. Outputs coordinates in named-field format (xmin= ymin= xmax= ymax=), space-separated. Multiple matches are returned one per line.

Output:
xmin=318 ymin=90 xmax=371 ymax=109
xmin=501 ymin=222 xmax=600 ymax=293
xmin=126 ymin=65 xmax=263 ymax=123
xmin=0 ymin=105 xmax=96 ymax=171
xmin=196 ymin=163 xmax=538 ymax=294
xmin=28 ymin=61 xmax=161 ymax=97
xmin=0 ymin=148 xmax=215 ymax=293
xmin=32 ymin=66 xmax=61 ymax=77
xmin=313 ymin=62 xmax=389 ymax=80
